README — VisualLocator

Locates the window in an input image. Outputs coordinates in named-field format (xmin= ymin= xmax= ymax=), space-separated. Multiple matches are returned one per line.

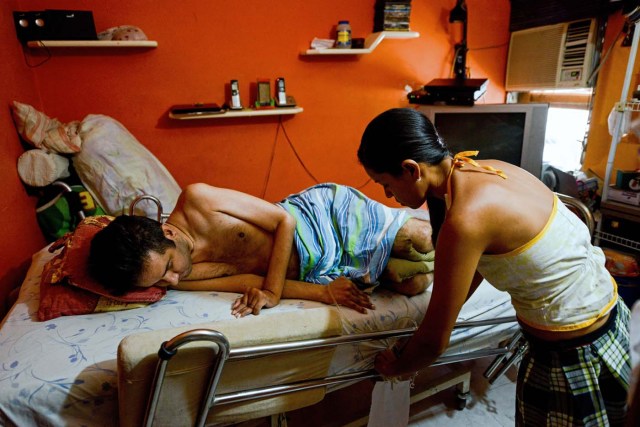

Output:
xmin=510 ymin=88 xmax=593 ymax=173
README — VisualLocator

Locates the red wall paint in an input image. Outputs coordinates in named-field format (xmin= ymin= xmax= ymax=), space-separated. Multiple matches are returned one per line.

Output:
xmin=0 ymin=0 xmax=510 ymax=310
xmin=0 ymin=0 xmax=47 ymax=314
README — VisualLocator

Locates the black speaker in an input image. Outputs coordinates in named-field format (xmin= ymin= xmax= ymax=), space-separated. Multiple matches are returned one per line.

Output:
xmin=12 ymin=9 xmax=97 ymax=43
xmin=13 ymin=11 xmax=48 ymax=43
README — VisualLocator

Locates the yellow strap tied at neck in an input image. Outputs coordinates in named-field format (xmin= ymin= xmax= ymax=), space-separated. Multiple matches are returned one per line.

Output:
xmin=450 ymin=151 xmax=508 ymax=179
xmin=445 ymin=151 xmax=508 ymax=209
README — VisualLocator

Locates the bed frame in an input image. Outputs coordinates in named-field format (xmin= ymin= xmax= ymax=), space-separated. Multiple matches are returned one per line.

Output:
xmin=134 ymin=317 xmax=520 ymax=427
xmin=122 ymin=192 xmax=594 ymax=427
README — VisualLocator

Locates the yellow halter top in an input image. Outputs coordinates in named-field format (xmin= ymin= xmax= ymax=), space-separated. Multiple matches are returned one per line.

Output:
xmin=445 ymin=151 xmax=508 ymax=209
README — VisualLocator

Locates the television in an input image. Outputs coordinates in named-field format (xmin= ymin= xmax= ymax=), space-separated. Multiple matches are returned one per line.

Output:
xmin=417 ymin=103 xmax=549 ymax=179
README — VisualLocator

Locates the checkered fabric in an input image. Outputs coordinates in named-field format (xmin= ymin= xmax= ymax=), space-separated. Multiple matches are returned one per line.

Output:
xmin=516 ymin=299 xmax=631 ymax=426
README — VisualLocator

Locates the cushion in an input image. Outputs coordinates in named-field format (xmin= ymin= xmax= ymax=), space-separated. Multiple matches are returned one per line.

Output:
xmin=17 ymin=149 xmax=70 ymax=187
xmin=11 ymin=101 xmax=82 ymax=153
xmin=38 ymin=216 xmax=166 ymax=321
xmin=72 ymin=114 xmax=181 ymax=217
xmin=11 ymin=101 xmax=57 ymax=147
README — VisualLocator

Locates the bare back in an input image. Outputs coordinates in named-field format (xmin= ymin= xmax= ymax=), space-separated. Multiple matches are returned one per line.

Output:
xmin=446 ymin=160 xmax=554 ymax=255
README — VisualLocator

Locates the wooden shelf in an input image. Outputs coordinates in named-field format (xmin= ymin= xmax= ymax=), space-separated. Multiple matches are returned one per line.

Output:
xmin=301 ymin=31 xmax=419 ymax=55
xmin=169 ymin=107 xmax=303 ymax=120
xmin=27 ymin=40 xmax=158 ymax=48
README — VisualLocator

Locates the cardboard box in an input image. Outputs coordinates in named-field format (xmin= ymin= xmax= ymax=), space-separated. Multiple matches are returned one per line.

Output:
xmin=616 ymin=170 xmax=640 ymax=191
xmin=608 ymin=186 xmax=640 ymax=206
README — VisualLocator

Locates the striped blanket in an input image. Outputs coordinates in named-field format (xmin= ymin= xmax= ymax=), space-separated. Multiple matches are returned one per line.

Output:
xmin=277 ymin=183 xmax=408 ymax=286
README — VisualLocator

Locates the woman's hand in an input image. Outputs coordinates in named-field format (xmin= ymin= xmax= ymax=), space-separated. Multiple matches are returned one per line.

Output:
xmin=231 ymin=287 xmax=276 ymax=317
xmin=374 ymin=348 xmax=400 ymax=377
xmin=326 ymin=277 xmax=375 ymax=314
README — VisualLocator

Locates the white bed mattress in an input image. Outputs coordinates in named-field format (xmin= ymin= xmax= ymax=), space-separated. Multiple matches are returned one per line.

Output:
xmin=0 ymin=246 xmax=517 ymax=427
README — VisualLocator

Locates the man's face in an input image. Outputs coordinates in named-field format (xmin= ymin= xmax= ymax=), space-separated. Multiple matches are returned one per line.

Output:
xmin=137 ymin=240 xmax=192 ymax=288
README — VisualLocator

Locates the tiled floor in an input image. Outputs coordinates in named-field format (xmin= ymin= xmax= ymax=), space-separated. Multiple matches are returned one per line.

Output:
xmin=242 ymin=356 xmax=518 ymax=426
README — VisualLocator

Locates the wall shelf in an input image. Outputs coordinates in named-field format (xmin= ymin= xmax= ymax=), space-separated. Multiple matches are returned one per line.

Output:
xmin=26 ymin=40 xmax=158 ymax=48
xmin=169 ymin=107 xmax=303 ymax=120
xmin=301 ymin=31 xmax=419 ymax=55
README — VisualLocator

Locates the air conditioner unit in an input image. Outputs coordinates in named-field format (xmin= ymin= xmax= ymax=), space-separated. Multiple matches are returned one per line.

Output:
xmin=506 ymin=18 xmax=598 ymax=91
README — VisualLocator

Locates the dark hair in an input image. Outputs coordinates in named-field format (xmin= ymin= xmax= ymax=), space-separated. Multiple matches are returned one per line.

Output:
xmin=88 ymin=215 xmax=175 ymax=294
xmin=358 ymin=108 xmax=449 ymax=176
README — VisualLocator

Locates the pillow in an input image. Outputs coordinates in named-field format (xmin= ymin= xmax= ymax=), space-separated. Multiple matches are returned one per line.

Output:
xmin=72 ymin=114 xmax=181 ymax=217
xmin=38 ymin=216 xmax=166 ymax=321
xmin=17 ymin=149 xmax=70 ymax=187
xmin=11 ymin=101 xmax=57 ymax=147
xmin=11 ymin=101 xmax=82 ymax=153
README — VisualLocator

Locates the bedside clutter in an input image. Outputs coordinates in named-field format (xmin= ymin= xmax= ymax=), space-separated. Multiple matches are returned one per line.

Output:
xmin=608 ymin=170 xmax=640 ymax=206
xmin=603 ymin=247 xmax=640 ymax=307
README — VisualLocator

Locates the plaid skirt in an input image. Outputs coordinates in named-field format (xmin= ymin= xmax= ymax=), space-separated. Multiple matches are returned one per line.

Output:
xmin=516 ymin=298 xmax=632 ymax=426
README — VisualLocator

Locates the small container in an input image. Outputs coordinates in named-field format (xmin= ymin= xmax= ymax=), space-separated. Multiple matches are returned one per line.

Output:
xmin=633 ymin=85 xmax=640 ymax=101
xmin=336 ymin=20 xmax=352 ymax=49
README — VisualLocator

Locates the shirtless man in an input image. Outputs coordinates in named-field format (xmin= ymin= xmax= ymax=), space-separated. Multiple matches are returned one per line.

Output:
xmin=89 ymin=182 xmax=434 ymax=317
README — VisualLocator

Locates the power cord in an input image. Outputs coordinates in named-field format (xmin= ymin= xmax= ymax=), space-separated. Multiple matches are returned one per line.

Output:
xmin=267 ymin=117 xmax=371 ymax=193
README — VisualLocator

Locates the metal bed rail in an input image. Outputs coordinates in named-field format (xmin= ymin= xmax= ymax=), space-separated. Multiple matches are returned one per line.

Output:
xmin=143 ymin=315 xmax=519 ymax=426
xmin=129 ymin=194 xmax=170 ymax=223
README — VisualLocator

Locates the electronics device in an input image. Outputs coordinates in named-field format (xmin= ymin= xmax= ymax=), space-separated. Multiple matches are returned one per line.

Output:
xmin=418 ymin=103 xmax=549 ymax=179
xmin=169 ymin=103 xmax=224 ymax=118
xmin=255 ymin=79 xmax=274 ymax=108
xmin=13 ymin=11 xmax=48 ymax=42
xmin=541 ymin=164 xmax=579 ymax=197
xmin=275 ymin=77 xmax=287 ymax=105
xmin=506 ymin=18 xmax=598 ymax=91
xmin=228 ymin=80 xmax=243 ymax=110
xmin=13 ymin=9 xmax=97 ymax=42
xmin=408 ymin=78 xmax=488 ymax=106
xmin=274 ymin=77 xmax=297 ymax=107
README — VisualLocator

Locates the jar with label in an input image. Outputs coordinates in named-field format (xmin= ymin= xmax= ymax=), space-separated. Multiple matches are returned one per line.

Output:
xmin=336 ymin=20 xmax=352 ymax=49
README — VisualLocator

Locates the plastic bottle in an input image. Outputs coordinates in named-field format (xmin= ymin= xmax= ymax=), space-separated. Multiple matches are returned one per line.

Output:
xmin=336 ymin=20 xmax=352 ymax=49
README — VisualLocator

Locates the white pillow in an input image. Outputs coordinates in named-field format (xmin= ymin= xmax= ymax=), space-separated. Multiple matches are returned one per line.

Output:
xmin=72 ymin=114 xmax=180 ymax=218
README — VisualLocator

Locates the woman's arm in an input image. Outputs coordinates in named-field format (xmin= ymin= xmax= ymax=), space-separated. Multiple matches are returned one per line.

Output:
xmin=375 ymin=216 xmax=486 ymax=376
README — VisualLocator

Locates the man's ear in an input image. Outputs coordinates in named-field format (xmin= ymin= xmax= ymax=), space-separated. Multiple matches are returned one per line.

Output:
xmin=161 ymin=224 xmax=175 ymax=239
xmin=401 ymin=160 xmax=421 ymax=180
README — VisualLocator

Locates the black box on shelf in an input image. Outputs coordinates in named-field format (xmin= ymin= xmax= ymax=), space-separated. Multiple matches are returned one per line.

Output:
xmin=13 ymin=9 xmax=97 ymax=43
xmin=408 ymin=78 xmax=488 ymax=106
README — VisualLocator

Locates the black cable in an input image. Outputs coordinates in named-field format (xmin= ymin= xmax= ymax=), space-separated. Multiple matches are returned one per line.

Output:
xmin=23 ymin=41 xmax=52 ymax=67
xmin=261 ymin=116 xmax=281 ymax=198
xmin=279 ymin=119 xmax=372 ymax=190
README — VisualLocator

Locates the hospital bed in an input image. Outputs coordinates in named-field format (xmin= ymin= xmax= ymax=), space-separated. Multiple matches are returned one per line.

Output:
xmin=0 ymin=193 xmax=593 ymax=427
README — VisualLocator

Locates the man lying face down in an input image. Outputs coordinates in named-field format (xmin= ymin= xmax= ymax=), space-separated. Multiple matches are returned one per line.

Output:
xmin=88 ymin=182 xmax=434 ymax=317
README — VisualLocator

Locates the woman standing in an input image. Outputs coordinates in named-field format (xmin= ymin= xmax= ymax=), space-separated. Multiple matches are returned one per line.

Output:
xmin=358 ymin=107 xmax=631 ymax=426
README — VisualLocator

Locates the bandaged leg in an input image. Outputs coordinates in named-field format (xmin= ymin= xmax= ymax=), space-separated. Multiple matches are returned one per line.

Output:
xmin=391 ymin=217 xmax=434 ymax=261
xmin=382 ymin=253 xmax=434 ymax=283
xmin=381 ymin=254 xmax=435 ymax=296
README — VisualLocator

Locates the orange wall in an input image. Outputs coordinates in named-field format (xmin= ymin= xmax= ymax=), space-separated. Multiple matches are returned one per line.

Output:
xmin=0 ymin=0 xmax=47 ymax=314
xmin=0 ymin=0 xmax=510 ymax=310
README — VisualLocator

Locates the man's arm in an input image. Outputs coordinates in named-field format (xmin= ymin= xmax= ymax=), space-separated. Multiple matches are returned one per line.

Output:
xmin=172 ymin=275 xmax=374 ymax=315
xmin=179 ymin=184 xmax=296 ymax=308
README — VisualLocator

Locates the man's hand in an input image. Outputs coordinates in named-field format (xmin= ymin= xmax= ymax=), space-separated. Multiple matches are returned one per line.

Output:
xmin=326 ymin=277 xmax=375 ymax=314
xmin=231 ymin=288 xmax=274 ymax=317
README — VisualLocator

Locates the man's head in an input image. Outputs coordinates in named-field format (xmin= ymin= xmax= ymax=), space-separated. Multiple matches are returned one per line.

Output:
xmin=89 ymin=215 xmax=181 ymax=294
